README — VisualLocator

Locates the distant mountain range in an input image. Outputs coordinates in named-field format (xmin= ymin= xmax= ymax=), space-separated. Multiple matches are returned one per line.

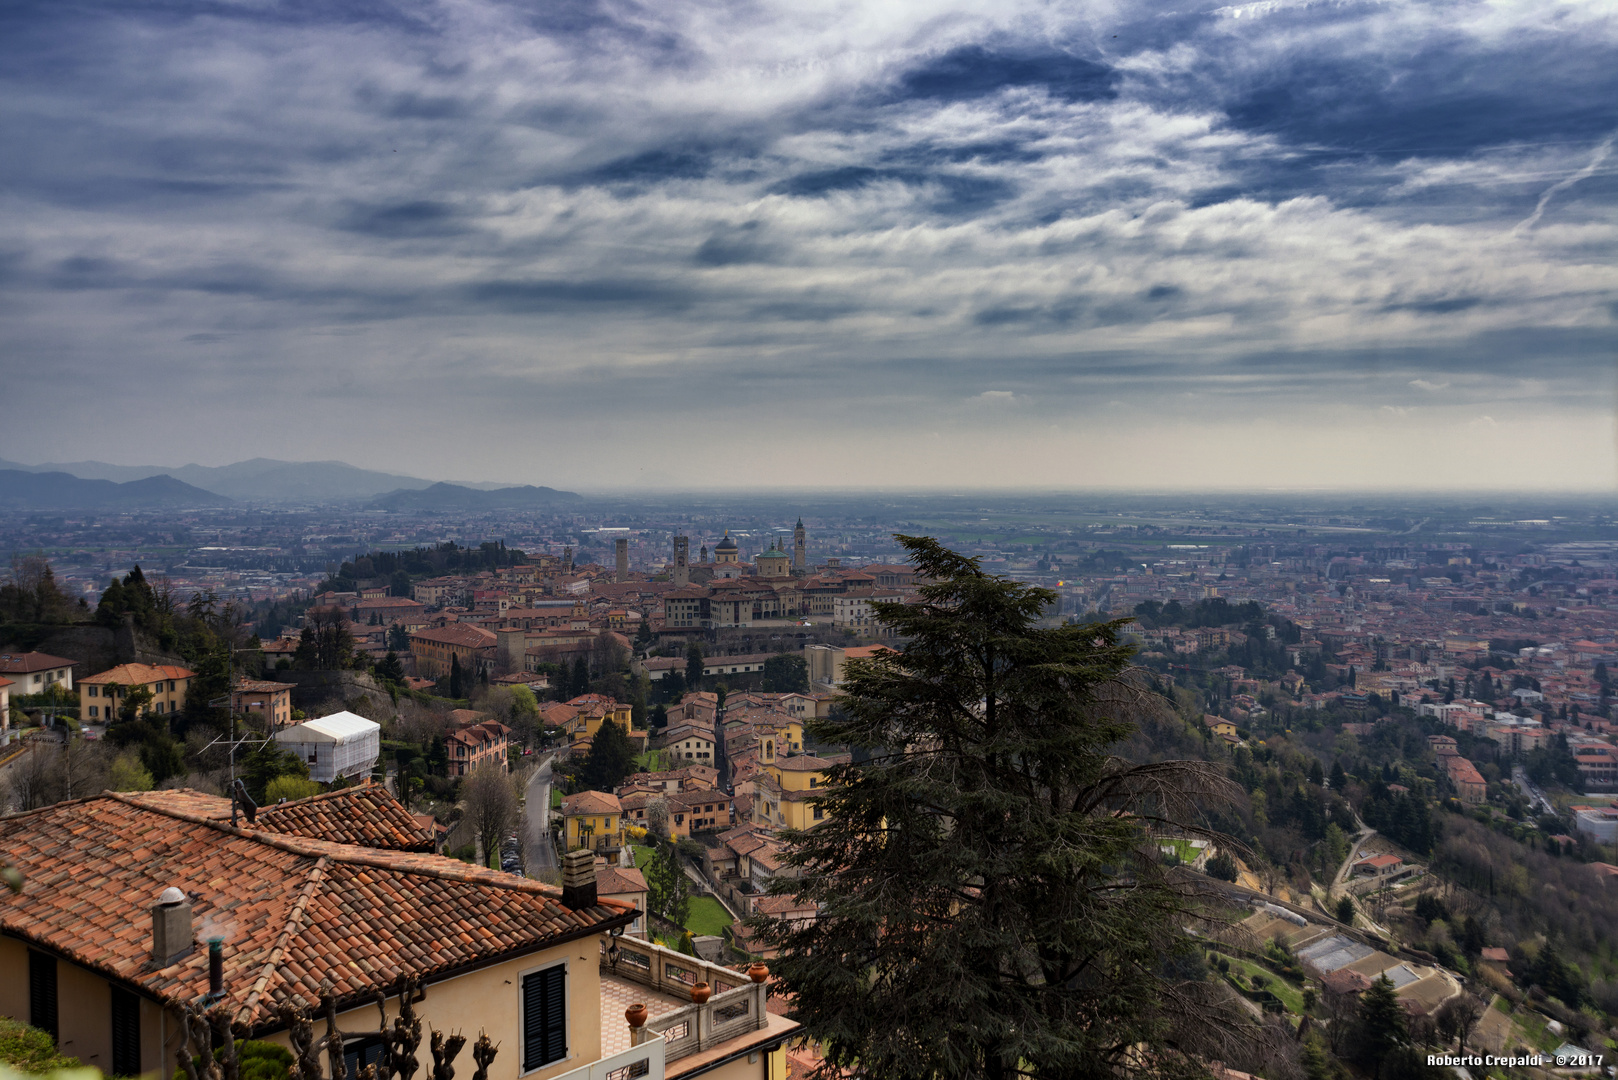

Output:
xmin=0 ymin=470 xmax=227 ymax=510
xmin=371 ymin=482 xmax=583 ymax=511
xmin=0 ymin=457 xmax=560 ymax=504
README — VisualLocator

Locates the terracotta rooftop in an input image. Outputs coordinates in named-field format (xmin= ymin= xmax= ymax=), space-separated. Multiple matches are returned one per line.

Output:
xmin=0 ymin=791 xmax=633 ymax=1033
xmin=232 ymin=679 xmax=297 ymax=694
xmin=80 ymin=663 xmax=195 ymax=685
xmin=595 ymin=866 xmax=648 ymax=895
xmin=0 ymin=651 xmax=76 ymax=674
xmin=562 ymin=790 xmax=622 ymax=815
xmin=125 ymin=785 xmax=437 ymax=851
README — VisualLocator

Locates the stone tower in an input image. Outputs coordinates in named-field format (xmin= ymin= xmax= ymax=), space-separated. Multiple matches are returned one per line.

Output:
xmin=673 ymin=535 xmax=689 ymax=587
xmin=794 ymin=517 xmax=806 ymax=573
xmin=615 ymin=538 xmax=628 ymax=583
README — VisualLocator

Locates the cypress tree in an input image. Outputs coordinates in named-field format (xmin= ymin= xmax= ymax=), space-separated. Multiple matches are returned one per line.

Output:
xmin=450 ymin=654 xmax=463 ymax=699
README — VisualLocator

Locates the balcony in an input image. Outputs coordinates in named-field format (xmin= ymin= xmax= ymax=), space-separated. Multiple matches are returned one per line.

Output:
xmin=598 ymin=935 xmax=794 ymax=1067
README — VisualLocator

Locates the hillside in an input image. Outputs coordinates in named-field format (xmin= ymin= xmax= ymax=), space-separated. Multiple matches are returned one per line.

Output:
xmin=0 ymin=470 xmax=226 ymax=509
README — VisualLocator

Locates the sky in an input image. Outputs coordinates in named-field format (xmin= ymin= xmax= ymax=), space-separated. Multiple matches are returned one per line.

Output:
xmin=1 ymin=0 xmax=1616 ymax=492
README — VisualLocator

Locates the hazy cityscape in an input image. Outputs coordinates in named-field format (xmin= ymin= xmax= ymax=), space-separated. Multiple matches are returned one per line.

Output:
xmin=3 ymin=0 xmax=1617 ymax=1076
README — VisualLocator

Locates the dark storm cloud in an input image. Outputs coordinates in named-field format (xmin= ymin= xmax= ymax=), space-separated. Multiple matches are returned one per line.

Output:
xmin=0 ymin=0 xmax=1614 ymax=486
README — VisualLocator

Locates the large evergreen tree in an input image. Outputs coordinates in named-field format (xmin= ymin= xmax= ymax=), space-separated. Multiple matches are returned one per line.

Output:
xmin=581 ymin=718 xmax=636 ymax=792
xmin=1353 ymin=974 xmax=1408 ymax=1078
xmin=754 ymin=536 xmax=1238 ymax=1080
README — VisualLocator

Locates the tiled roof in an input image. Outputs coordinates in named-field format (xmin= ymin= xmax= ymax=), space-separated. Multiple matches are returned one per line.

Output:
xmin=0 ymin=792 xmax=634 ymax=1032
xmin=409 ymin=623 xmax=497 ymax=647
xmin=125 ymin=785 xmax=438 ymax=851
xmin=595 ymin=867 xmax=648 ymax=895
xmin=81 ymin=663 xmax=195 ymax=685
xmin=0 ymin=651 xmax=76 ymax=674
xmin=233 ymin=679 xmax=297 ymax=694
xmin=260 ymin=785 xmax=438 ymax=850
xmin=562 ymin=790 xmax=621 ymax=815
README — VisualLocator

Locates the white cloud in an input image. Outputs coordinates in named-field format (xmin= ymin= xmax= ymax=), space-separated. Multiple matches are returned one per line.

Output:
xmin=1409 ymin=379 xmax=1450 ymax=391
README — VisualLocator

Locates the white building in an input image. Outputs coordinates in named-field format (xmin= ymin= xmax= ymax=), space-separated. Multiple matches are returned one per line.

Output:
xmin=273 ymin=711 xmax=380 ymax=784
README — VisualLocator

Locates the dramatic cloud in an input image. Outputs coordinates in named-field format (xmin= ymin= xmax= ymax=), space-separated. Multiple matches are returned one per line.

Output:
xmin=0 ymin=0 xmax=1615 ymax=489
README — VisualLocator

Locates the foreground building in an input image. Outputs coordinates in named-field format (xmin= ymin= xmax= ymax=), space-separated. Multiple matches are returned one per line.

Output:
xmin=0 ymin=787 xmax=796 ymax=1080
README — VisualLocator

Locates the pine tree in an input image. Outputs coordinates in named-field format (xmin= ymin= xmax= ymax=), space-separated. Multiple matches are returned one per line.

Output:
xmin=1307 ymin=758 xmax=1325 ymax=786
xmin=1330 ymin=760 xmax=1348 ymax=790
xmin=1336 ymin=895 xmax=1356 ymax=925
xmin=684 ymin=642 xmax=705 ymax=688
xmin=582 ymin=718 xmax=636 ymax=791
xmin=570 ymin=656 xmax=590 ymax=698
xmin=753 ymin=535 xmax=1236 ymax=1080
xmin=450 ymin=654 xmax=464 ymax=699
xmin=1354 ymin=974 xmax=1408 ymax=1078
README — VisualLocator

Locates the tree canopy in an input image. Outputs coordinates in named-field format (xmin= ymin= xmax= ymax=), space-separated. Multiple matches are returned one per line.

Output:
xmin=754 ymin=535 xmax=1239 ymax=1080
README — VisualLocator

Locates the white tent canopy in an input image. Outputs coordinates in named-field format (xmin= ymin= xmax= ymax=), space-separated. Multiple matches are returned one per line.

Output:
xmin=274 ymin=710 xmax=380 ymax=783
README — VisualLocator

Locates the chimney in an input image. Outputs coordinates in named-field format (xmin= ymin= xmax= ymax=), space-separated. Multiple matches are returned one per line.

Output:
xmin=560 ymin=849 xmax=597 ymax=910
xmin=207 ymin=938 xmax=224 ymax=999
xmin=232 ymin=779 xmax=257 ymax=824
xmin=151 ymin=887 xmax=193 ymax=965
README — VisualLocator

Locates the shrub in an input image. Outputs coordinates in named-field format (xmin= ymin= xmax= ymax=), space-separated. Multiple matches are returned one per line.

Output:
xmin=0 ymin=1017 xmax=81 ymax=1073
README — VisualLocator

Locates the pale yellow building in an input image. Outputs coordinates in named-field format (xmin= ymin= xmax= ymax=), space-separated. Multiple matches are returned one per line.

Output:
xmin=78 ymin=663 xmax=194 ymax=722
xmin=0 ymin=789 xmax=795 ymax=1080
xmin=755 ymin=754 xmax=839 ymax=831
xmin=562 ymin=789 xmax=626 ymax=853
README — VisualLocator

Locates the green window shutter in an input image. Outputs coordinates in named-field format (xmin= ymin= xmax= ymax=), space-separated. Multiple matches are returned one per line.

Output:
xmin=29 ymin=951 xmax=58 ymax=1041
xmin=111 ymin=987 xmax=141 ymax=1076
xmin=522 ymin=965 xmax=567 ymax=1069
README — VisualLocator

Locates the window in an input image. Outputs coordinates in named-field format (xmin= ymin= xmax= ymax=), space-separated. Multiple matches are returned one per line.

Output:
xmin=89 ymin=685 xmax=99 ymax=697
xmin=522 ymin=964 xmax=567 ymax=1072
xmin=89 ymin=706 xmax=99 ymax=719
xmin=813 ymin=807 xmax=825 ymax=820
xmin=29 ymin=951 xmax=57 ymax=1041
xmin=169 ymin=681 xmax=176 ymax=692
xmin=343 ymin=1036 xmax=384 ymax=1079
xmin=111 ymin=987 xmax=141 ymax=1076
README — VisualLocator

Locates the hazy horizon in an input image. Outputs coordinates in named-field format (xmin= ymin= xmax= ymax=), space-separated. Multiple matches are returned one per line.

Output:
xmin=3 ymin=0 xmax=1616 ymax=491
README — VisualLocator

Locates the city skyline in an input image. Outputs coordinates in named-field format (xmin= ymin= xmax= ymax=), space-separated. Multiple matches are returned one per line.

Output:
xmin=2 ymin=0 xmax=1615 ymax=490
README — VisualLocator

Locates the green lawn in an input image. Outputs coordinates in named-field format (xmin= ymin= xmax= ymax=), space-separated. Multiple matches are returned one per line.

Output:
xmin=551 ymin=787 xmax=563 ymax=809
xmin=631 ymin=844 xmax=656 ymax=870
xmin=684 ymin=895 xmax=733 ymax=937
xmin=1216 ymin=954 xmax=1306 ymax=1015
xmin=1159 ymin=838 xmax=1201 ymax=863
xmin=634 ymin=749 xmax=667 ymax=772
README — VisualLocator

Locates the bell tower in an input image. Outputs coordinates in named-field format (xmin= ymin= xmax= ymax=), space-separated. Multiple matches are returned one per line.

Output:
xmin=793 ymin=518 xmax=806 ymax=574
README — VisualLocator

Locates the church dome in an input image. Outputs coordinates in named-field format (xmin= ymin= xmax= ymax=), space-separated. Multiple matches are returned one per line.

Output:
xmin=716 ymin=533 xmax=738 ymax=552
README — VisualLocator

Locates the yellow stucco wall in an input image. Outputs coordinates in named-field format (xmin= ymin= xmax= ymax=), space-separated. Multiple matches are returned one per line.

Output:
xmin=2 ymin=934 xmax=606 ymax=1080
xmin=261 ymin=938 xmax=604 ymax=1080
xmin=0 ymin=935 xmax=182 ymax=1077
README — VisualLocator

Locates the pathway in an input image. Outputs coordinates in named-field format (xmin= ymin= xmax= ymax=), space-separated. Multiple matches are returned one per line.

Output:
xmin=524 ymin=755 xmax=558 ymax=877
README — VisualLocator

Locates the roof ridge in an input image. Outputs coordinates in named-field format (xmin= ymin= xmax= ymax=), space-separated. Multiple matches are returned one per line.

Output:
xmin=236 ymin=855 xmax=329 ymax=1024
xmin=98 ymin=791 xmax=632 ymax=907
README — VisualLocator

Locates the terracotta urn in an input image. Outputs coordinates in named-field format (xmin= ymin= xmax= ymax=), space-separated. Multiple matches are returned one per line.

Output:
xmin=690 ymin=981 xmax=712 ymax=1005
xmin=625 ymin=1003 xmax=648 ymax=1029
xmin=747 ymin=963 xmax=769 ymax=984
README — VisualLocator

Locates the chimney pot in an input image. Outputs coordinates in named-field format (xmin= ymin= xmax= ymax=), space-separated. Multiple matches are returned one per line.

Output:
xmin=208 ymin=938 xmax=224 ymax=998
xmin=151 ymin=891 xmax=194 ymax=965
xmin=560 ymin=848 xmax=597 ymax=910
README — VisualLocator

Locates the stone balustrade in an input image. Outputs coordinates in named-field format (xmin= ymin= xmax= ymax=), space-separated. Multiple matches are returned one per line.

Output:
xmin=601 ymin=934 xmax=769 ymax=1063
